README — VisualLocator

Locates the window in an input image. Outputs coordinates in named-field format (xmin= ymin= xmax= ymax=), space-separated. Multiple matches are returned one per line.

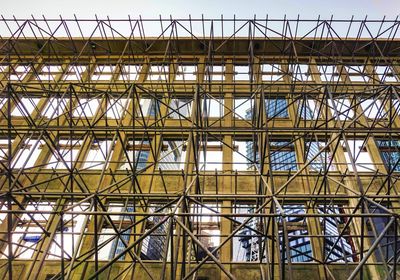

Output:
xmin=73 ymin=98 xmax=100 ymax=118
xmin=83 ymin=140 xmax=114 ymax=170
xmin=341 ymin=140 xmax=375 ymax=172
xmin=360 ymin=98 xmax=386 ymax=119
xmin=97 ymin=228 xmax=117 ymax=260
xmin=266 ymin=98 xmax=288 ymax=118
xmin=175 ymin=65 xmax=197 ymax=81
xmin=198 ymin=141 xmax=223 ymax=171
xmin=158 ymin=140 xmax=185 ymax=170
xmin=0 ymin=202 xmax=7 ymax=225
xmin=138 ymin=98 xmax=161 ymax=118
xmin=375 ymin=65 xmax=397 ymax=82
xmin=297 ymin=99 xmax=319 ymax=120
xmin=106 ymin=98 xmax=129 ymax=119
xmin=11 ymin=140 xmax=43 ymax=169
xmin=233 ymin=140 xmax=254 ymax=171
xmin=232 ymin=204 xmax=262 ymax=262
xmin=201 ymin=98 xmax=224 ymax=118
xmin=9 ymin=65 xmax=31 ymax=81
xmin=11 ymin=98 xmax=40 ymax=117
xmin=305 ymin=141 xmax=335 ymax=171
xmin=328 ymin=98 xmax=354 ymax=120
xmin=141 ymin=204 xmax=169 ymax=260
xmin=261 ymin=64 xmax=284 ymax=82
xmin=0 ymin=139 xmax=11 ymax=163
xmin=345 ymin=65 xmax=368 ymax=82
xmin=147 ymin=64 xmax=169 ymax=81
xmin=278 ymin=205 xmax=313 ymax=262
xmin=392 ymin=99 xmax=400 ymax=116
xmin=168 ymin=98 xmax=192 ymax=119
xmin=42 ymin=98 xmax=67 ymax=118
xmin=109 ymin=204 xmax=135 ymax=260
xmin=247 ymin=140 xmax=298 ymax=171
xmin=63 ymin=65 xmax=87 ymax=81
xmin=46 ymin=140 xmax=82 ymax=169
xmin=119 ymin=64 xmax=142 ymax=81
xmin=206 ymin=65 xmax=225 ymax=81
xmin=91 ymin=65 xmax=116 ymax=81
xmin=37 ymin=65 xmax=63 ymax=81
xmin=318 ymin=65 xmax=340 ymax=82
xmin=48 ymin=203 xmax=90 ymax=260
xmin=367 ymin=203 xmax=398 ymax=262
xmin=246 ymin=140 xmax=260 ymax=170
xmin=376 ymin=140 xmax=400 ymax=172
xmin=137 ymin=98 xmax=150 ymax=117
xmin=233 ymin=98 xmax=253 ymax=120
xmin=318 ymin=205 xmax=356 ymax=262
xmin=269 ymin=141 xmax=297 ymax=171
xmin=190 ymin=203 xmax=220 ymax=260
xmin=0 ymin=98 xmax=6 ymax=111
xmin=291 ymin=64 xmax=311 ymax=82
xmin=120 ymin=140 xmax=151 ymax=171
xmin=97 ymin=203 xmax=134 ymax=261
xmin=234 ymin=65 xmax=251 ymax=81
xmin=1 ymin=202 xmax=53 ymax=259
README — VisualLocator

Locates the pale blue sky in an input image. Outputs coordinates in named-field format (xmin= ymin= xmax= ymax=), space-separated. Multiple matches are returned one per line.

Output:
xmin=1 ymin=0 xmax=399 ymax=19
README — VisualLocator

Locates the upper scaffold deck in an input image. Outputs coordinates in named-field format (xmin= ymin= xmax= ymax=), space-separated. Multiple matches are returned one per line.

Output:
xmin=0 ymin=17 xmax=400 ymax=58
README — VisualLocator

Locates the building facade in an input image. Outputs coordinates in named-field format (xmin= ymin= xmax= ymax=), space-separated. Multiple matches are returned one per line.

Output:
xmin=0 ymin=17 xmax=399 ymax=279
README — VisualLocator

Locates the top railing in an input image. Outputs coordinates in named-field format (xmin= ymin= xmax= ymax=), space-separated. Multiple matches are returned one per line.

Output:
xmin=0 ymin=17 xmax=400 ymax=40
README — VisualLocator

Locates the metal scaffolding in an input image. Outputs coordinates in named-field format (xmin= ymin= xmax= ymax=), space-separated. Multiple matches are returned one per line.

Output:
xmin=0 ymin=17 xmax=400 ymax=279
